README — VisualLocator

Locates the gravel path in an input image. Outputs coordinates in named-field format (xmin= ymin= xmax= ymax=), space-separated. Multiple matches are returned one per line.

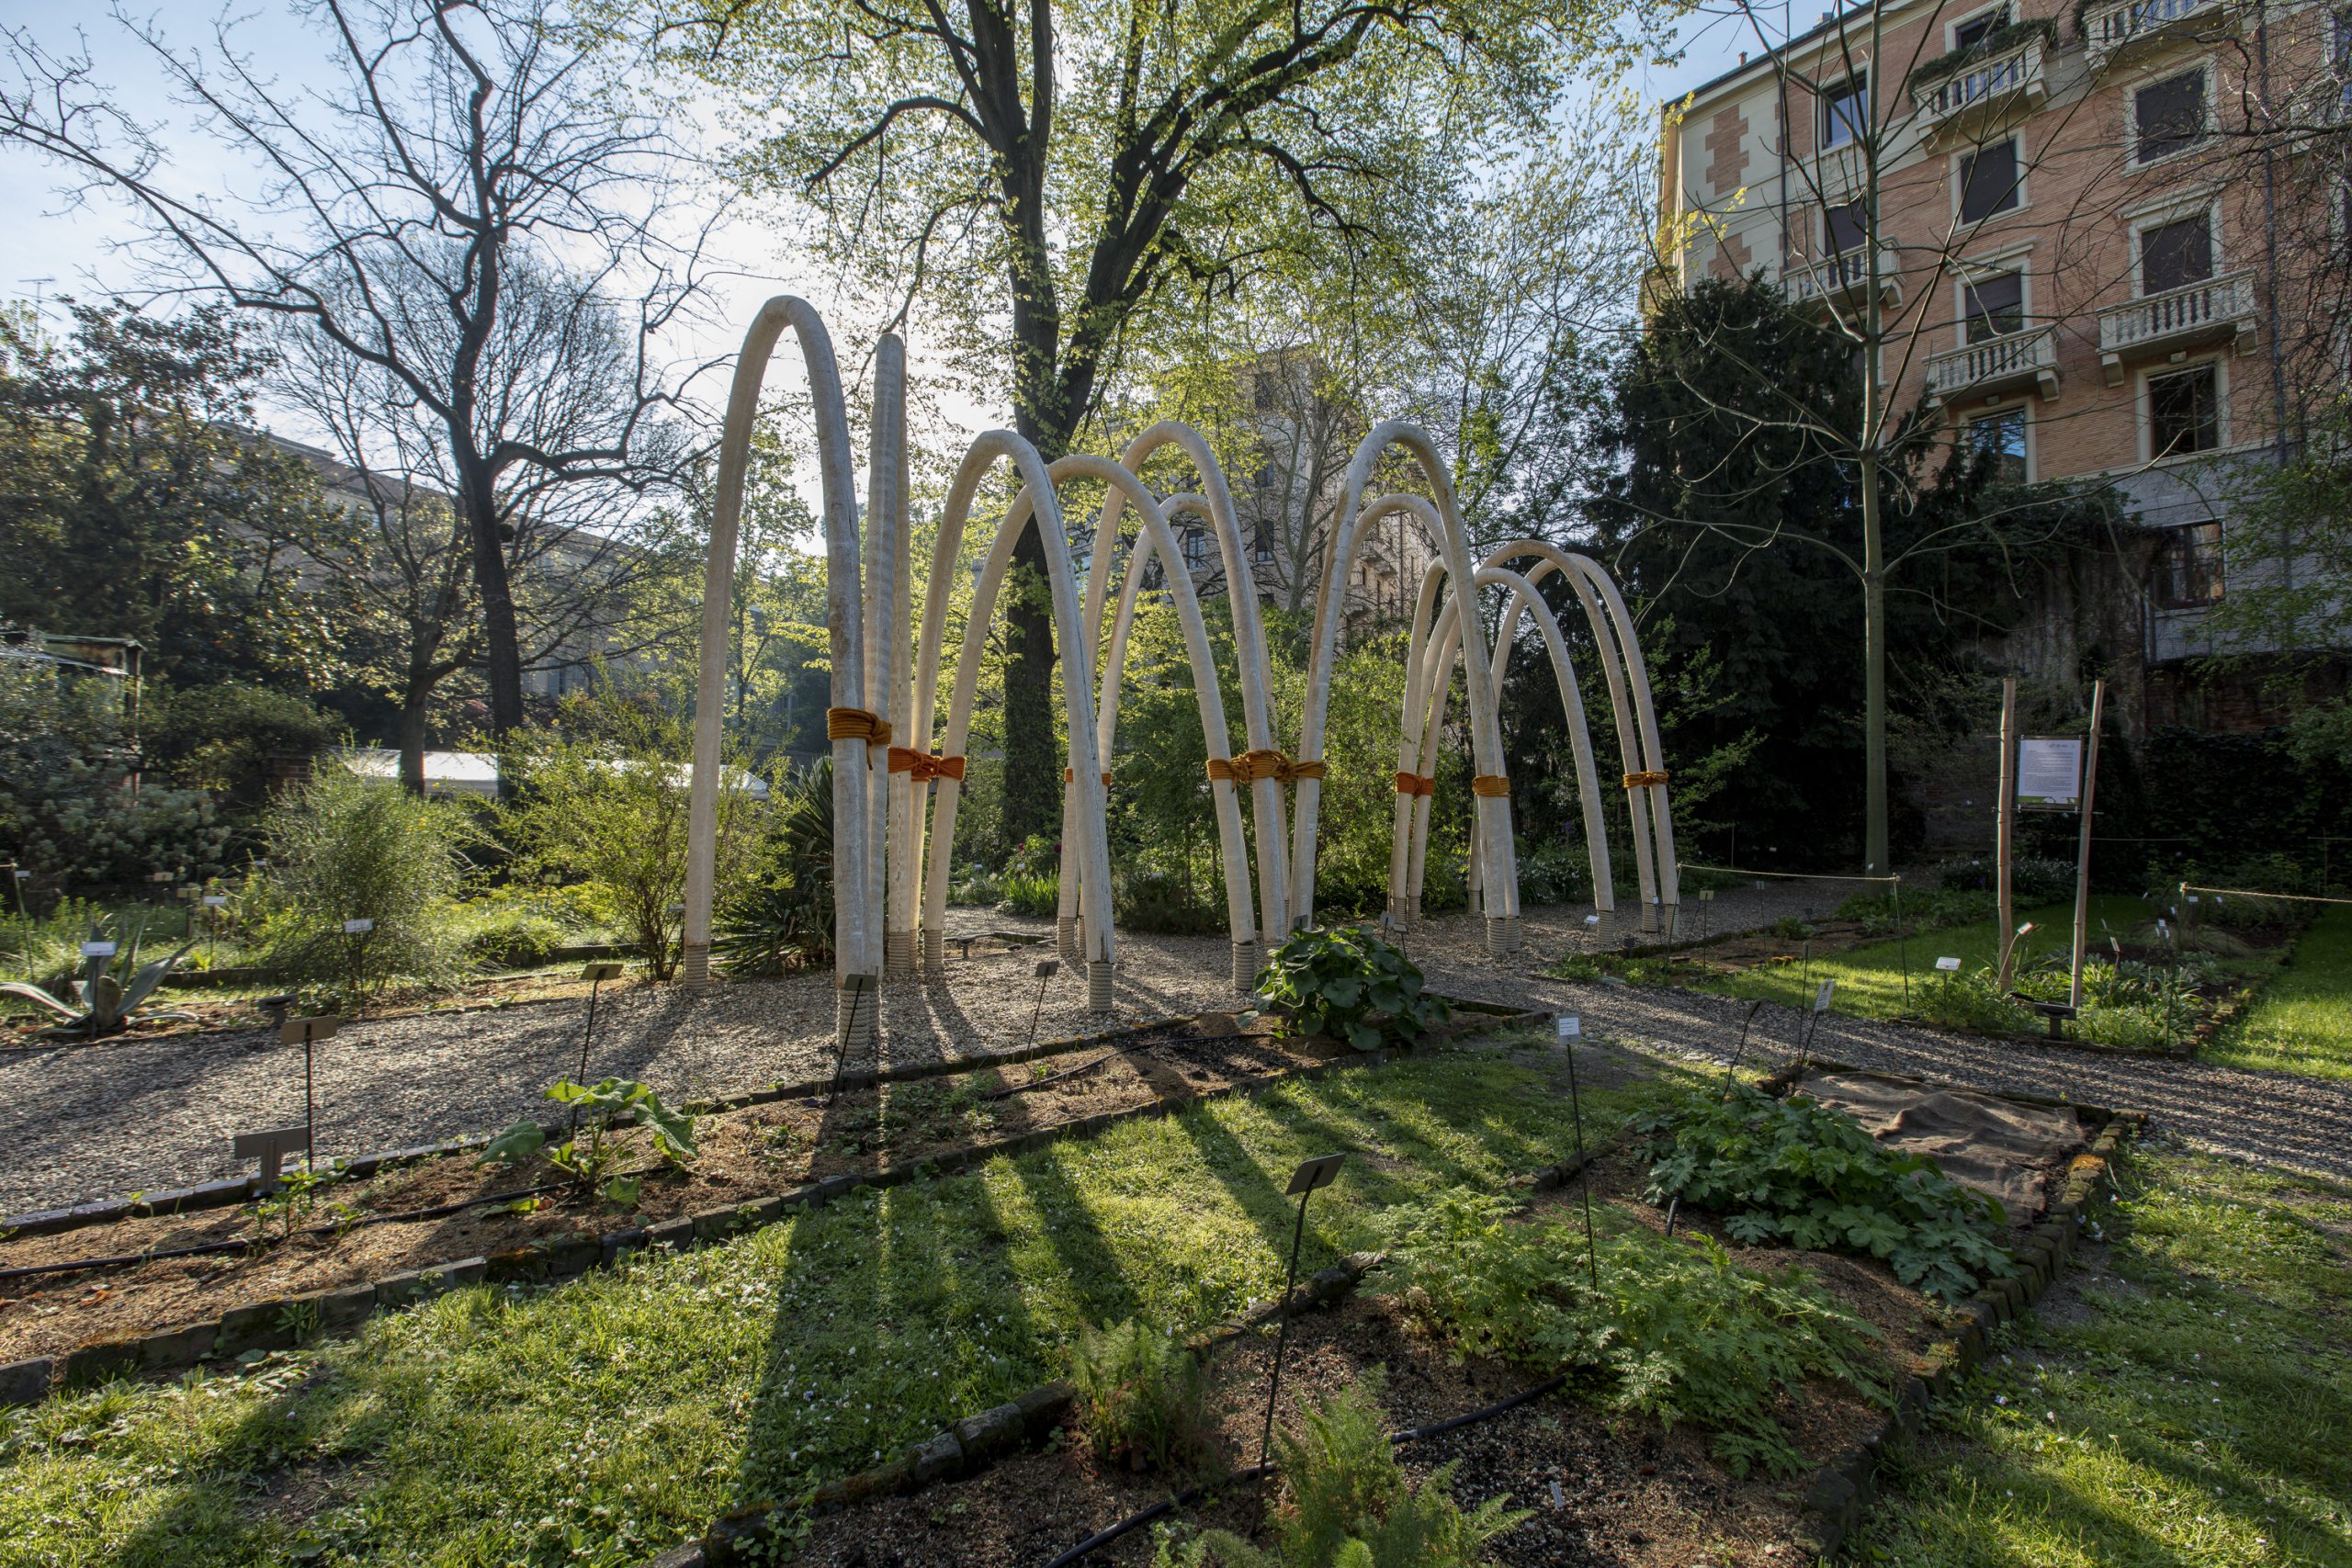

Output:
xmin=6 ymin=875 xmax=2341 ymax=1213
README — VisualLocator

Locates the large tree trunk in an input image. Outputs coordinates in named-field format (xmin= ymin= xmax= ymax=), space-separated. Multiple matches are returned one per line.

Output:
xmin=396 ymin=685 xmax=432 ymax=795
xmin=1001 ymin=238 xmax=1071 ymax=850
xmin=461 ymin=471 xmax=526 ymax=737
xmin=1860 ymin=455 xmax=1890 ymax=875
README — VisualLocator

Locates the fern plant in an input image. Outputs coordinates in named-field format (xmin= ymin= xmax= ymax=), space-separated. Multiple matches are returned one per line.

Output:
xmin=1070 ymin=1318 xmax=1214 ymax=1474
xmin=1383 ymin=1189 xmax=1891 ymax=1477
xmin=1153 ymin=1371 xmax=1527 ymax=1567
xmin=1629 ymin=1084 xmax=2015 ymax=1302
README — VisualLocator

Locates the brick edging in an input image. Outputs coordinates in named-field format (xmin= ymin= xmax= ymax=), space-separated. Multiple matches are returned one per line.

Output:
xmin=0 ymin=1010 xmax=1542 ymax=1408
xmin=1789 ymin=1105 xmax=2147 ymax=1560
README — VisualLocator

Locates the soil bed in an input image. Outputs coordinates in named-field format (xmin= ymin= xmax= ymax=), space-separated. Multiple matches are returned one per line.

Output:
xmin=0 ymin=1018 xmax=1349 ymax=1365
xmin=795 ymin=1184 xmax=1950 ymax=1568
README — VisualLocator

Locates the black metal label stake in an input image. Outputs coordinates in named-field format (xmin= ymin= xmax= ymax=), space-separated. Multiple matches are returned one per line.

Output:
xmin=280 ymin=1014 xmax=340 ymax=1170
xmin=572 ymin=962 xmax=625 ymax=1133
xmin=1026 ymin=959 xmax=1060 ymax=1053
xmin=1261 ymin=1153 xmax=1344 ymax=1469
xmin=827 ymin=974 xmax=877 ymax=1101
xmin=1557 ymin=1015 xmax=1599 ymax=1291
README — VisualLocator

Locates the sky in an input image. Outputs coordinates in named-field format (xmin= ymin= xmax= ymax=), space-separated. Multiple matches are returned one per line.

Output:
xmin=0 ymin=1 xmax=1758 ymax=457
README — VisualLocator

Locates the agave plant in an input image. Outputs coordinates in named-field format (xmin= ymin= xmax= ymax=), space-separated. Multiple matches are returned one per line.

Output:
xmin=0 ymin=919 xmax=196 ymax=1039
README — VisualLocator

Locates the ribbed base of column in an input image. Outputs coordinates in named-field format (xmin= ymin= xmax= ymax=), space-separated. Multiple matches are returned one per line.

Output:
xmin=885 ymin=929 xmax=913 ymax=979
xmin=835 ymin=986 xmax=877 ymax=1055
xmin=1484 ymin=917 xmax=1509 ymax=957
xmin=1087 ymin=960 xmax=1114 ymax=1015
xmin=921 ymin=928 xmax=944 ymax=979
xmin=1056 ymin=916 xmax=1078 ymax=965
xmin=1640 ymin=901 xmax=1661 ymax=935
xmin=1230 ymin=942 xmax=1259 ymax=994
xmin=1506 ymin=916 xmax=1525 ymax=953
xmin=681 ymin=943 xmax=711 ymax=985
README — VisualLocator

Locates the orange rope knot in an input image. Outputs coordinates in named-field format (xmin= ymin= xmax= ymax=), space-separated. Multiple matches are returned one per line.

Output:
xmin=1235 ymin=750 xmax=1329 ymax=784
xmin=826 ymin=707 xmax=891 ymax=748
xmin=1063 ymin=767 xmax=1113 ymax=785
xmin=1205 ymin=758 xmax=1238 ymax=783
xmin=888 ymin=747 xmax=966 ymax=782
xmin=1623 ymin=770 xmax=1670 ymax=789
xmin=1394 ymin=771 xmax=1437 ymax=796
xmin=1470 ymin=774 xmax=1512 ymax=798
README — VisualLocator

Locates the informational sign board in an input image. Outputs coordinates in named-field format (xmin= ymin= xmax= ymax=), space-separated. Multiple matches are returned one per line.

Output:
xmin=81 ymin=941 xmax=118 ymax=958
xmin=202 ymin=895 xmax=229 ymax=908
xmin=2016 ymin=737 xmax=2084 ymax=810
xmin=1935 ymin=955 xmax=1962 ymax=973
xmin=1555 ymin=1014 xmax=1581 ymax=1039
xmin=343 ymin=918 xmax=375 ymax=934
xmin=1285 ymin=1153 xmax=1344 ymax=1195
xmin=1813 ymin=979 xmax=1836 ymax=1014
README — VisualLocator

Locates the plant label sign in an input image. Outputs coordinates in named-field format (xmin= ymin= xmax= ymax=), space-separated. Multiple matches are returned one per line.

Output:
xmin=281 ymin=1014 xmax=340 ymax=1046
xmin=1285 ymin=1153 xmax=1344 ymax=1196
xmin=1936 ymin=956 xmax=1962 ymax=973
xmin=233 ymin=1124 xmax=311 ymax=1195
xmin=1813 ymin=979 xmax=1836 ymax=1013
xmin=1555 ymin=1013 xmax=1581 ymax=1039
xmin=1034 ymin=959 xmax=1060 ymax=980
xmin=343 ymin=918 xmax=374 ymax=934
xmin=203 ymin=895 xmax=229 ymax=908
xmin=1699 ymin=888 xmax=1715 ymax=902
xmin=580 ymin=961 xmax=624 ymax=982
xmin=80 ymin=941 xmax=117 ymax=959
xmin=1584 ymin=914 xmax=1600 ymax=928
xmin=2016 ymin=737 xmax=2084 ymax=810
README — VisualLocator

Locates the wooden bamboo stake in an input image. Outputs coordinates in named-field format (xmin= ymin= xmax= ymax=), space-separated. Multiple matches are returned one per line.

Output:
xmin=2069 ymin=680 xmax=2106 ymax=1010
xmin=1996 ymin=677 xmax=2019 ymax=990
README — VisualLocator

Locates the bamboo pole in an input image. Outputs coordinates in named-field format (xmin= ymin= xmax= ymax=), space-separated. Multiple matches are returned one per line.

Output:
xmin=1996 ymin=676 xmax=2019 ymax=990
xmin=2069 ymin=679 xmax=2106 ymax=1010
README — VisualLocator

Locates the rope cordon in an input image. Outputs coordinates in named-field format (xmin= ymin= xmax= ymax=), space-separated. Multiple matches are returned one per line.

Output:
xmin=826 ymin=707 xmax=891 ymax=748
xmin=1470 ymin=774 xmax=1511 ymax=798
xmin=1393 ymin=772 xmax=1436 ymax=796
xmin=1623 ymin=770 xmax=1669 ymax=788
xmin=887 ymin=748 xmax=966 ymax=782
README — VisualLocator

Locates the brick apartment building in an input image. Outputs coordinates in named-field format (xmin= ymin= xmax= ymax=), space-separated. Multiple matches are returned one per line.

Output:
xmin=1657 ymin=0 xmax=2347 ymax=737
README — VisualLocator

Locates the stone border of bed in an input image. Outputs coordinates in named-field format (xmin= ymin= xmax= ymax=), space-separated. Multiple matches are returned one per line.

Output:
xmin=0 ymin=1003 xmax=1545 ymax=1408
xmin=1758 ymin=1056 xmax=2147 ymax=1561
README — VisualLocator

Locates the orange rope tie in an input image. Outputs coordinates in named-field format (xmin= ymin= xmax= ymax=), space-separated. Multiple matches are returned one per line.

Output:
xmin=887 ymin=747 xmax=966 ymax=783
xmin=1234 ymin=750 xmax=1329 ymax=784
xmin=825 ymin=707 xmax=891 ymax=749
xmin=1064 ymin=766 xmax=1113 ymax=785
xmin=1470 ymin=774 xmax=1512 ymax=798
xmin=1205 ymin=758 xmax=1238 ymax=783
xmin=1393 ymin=771 xmax=1436 ymax=797
xmin=1623 ymin=770 xmax=1670 ymax=789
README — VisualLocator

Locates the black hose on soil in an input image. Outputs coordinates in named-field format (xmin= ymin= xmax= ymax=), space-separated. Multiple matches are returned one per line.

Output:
xmin=981 ymin=1051 xmax=1119 ymax=1100
xmin=0 ymin=1181 xmax=574 ymax=1282
xmin=1038 ymin=1374 xmax=1572 ymax=1566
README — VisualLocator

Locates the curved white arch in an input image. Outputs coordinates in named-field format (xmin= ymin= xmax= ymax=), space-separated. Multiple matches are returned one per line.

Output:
xmin=1398 ymin=562 xmax=1615 ymax=926
xmin=910 ymin=437 xmax=1117 ymax=987
xmin=1096 ymin=423 xmax=1288 ymax=943
xmin=684 ymin=297 xmax=876 ymax=1014
xmin=1056 ymin=468 xmax=1256 ymax=977
xmin=1294 ymin=422 xmax=1515 ymax=938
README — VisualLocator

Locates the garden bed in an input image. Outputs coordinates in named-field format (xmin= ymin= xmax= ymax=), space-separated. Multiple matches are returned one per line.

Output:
xmin=0 ymin=1004 xmax=1532 ymax=1385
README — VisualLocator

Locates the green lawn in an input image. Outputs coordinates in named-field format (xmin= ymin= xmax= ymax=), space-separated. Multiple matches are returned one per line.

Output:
xmin=1852 ymin=1144 xmax=2352 ymax=1567
xmin=2207 ymin=908 xmax=2352 ymax=1080
xmin=1687 ymin=896 xmax=2152 ymax=1021
xmin=0 ymin=1044 xmax=1687 ymax=1568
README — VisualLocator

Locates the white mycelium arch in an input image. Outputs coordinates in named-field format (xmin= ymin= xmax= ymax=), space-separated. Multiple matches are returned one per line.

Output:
xmin=681 ymin=300 xmax=1674 ymax=1050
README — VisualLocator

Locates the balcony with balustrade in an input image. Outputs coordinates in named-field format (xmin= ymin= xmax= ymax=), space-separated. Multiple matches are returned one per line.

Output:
xmin=1783 ymin=242 xmax=1905 ymax=311
xmin=2096 ymin=269 xmax=2257 ymax=383
xmin=2082 ymin=0 xmax=2237 ymax=71
xmin=1924 ymin=324 xmax=2061 ymax=406
xmin=1909 ymin=37 xmax=2048 ymax=140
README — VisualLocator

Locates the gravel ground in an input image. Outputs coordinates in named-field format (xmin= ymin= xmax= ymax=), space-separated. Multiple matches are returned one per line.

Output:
xmin=6 ymin=874 xmax=2341 ymax=1213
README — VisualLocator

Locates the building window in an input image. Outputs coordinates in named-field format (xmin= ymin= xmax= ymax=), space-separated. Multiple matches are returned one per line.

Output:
xmin=1181 ymin=526 xmax=1210 ymax=574
xmin=1958 ymin=138 xmax=2021 ymax=222
xmin=1822 ymin=73 xmax=1869 ymax=148
xmin=2149 ymin=364 xmax=2220 ymax=457
xmin=1969 ymin=407 xmax=2028 ymax=483
xmin=2138 ymin=212 xmax=2213 ymax=294
xmin=2153 ymin=520 xmax=2223 ymax=606
xmin=1952 ymin=5 xmax=2011 ymax=51
xmin=1252 ymin=373 xmax=1275 ymax=410
xmin=1252 ymin=464 xmax=1274 ymax=491
xmin=1253 ymin=524 xmax=1273 ymax=562
xmin=1963 ymin=270 xmax=2025 ymax=342
xmin=2134 ymin=69 xmax=2208 ymax=164
xmin=1824 ymin=199 xmax=1868 ymax=254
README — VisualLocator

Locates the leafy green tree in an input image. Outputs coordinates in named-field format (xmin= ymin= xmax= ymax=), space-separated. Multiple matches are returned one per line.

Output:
xmin=499 ymin=694 xmax=763 ymax=981
xmin=0 ymin=301 xmax=342 ymax=684
xmin=628 ymin=0 xmax=1652 ymax=844
xmin=1589 ymin=277 xmax=2119 ymax=864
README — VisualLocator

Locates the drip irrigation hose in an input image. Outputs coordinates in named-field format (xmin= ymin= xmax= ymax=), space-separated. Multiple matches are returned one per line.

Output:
xmin=1041 ymin=1374 xmax=1575 ymax=1567
xmin=980 ymin=1050 xmax=1117 ymax=1100
xmin=0 ymin=1181 xmax=573 ymax=1283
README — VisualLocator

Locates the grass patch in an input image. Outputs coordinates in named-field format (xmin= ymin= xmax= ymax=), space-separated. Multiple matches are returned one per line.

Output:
xmin=0 ymin=1048 xmax=1691 ymax=1567
xmin=1679 ymin=897 xmax=2275 ymax=1052
xmin=1852 ymin=1143 xmax=2352 ymax=1567
xmin=2206 ymin=907 xmax=2352 ymax=1080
